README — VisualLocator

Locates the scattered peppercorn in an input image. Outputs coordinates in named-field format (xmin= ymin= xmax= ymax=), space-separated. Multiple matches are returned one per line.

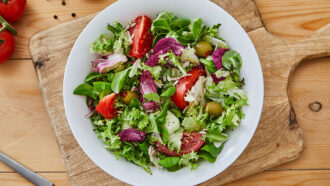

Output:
xmin=61 ymin=1 xmax=66 ymax=6
xmin=71 ymin=13 xmax=76 ymax=17
xmin=53 ymin=15 xmax=58 ymax=19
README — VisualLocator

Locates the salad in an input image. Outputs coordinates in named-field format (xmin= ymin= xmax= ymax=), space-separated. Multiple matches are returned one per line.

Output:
xmin=73 ymin=12 xmax=247 ymax=174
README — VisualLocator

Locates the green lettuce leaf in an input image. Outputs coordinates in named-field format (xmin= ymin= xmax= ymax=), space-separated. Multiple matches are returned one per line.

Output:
xmin=73 ymin=83 xmax=98 ymax=100
xmin=160 ymin=87 xmax=176 ymax=97
xmin=143 ymin=92 xmax=160 ymax=104
xmin=93 ymin=81 xmax=111 ymax=100
xmin=111 ymin=68 xmax=130 ymax=93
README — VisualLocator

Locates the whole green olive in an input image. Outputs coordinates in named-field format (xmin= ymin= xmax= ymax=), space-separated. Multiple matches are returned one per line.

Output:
xmin=204 ymin=102 xmax=223 ymax=117
xmin=121 ymin=90 xmax=138 ymax=104
xmin=194 ymin=41 xmax=212 ymax=58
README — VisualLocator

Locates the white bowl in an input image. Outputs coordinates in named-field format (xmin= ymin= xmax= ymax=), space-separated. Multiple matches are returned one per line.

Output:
xmin=63 ymin=0 xmax=264 ymax=185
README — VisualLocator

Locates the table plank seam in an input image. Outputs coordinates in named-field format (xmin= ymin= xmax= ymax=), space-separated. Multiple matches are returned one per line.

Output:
xmin=9 ymin=58 xmax=33 ymax=60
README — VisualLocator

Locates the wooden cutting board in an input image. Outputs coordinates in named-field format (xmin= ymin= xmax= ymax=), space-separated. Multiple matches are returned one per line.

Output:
xmin=29 ymin=0 xmax=330 ymax=185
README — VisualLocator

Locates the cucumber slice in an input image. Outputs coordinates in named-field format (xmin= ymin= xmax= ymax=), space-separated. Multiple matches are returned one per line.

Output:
xmin=182 ymin=117 xmax=202 ymax=132
xmin=165 ymin=111 xmax=180 ymax=134
xmin=168 ymin=130 xmax=183 ymax=151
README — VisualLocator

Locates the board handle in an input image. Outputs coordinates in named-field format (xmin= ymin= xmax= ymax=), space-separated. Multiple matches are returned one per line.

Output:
xmin=290 ymin=24 xmax=330 ymax=69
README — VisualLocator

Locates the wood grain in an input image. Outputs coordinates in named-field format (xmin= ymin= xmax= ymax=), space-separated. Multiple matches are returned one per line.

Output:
xmin=0 ymin=59 xmax=65 ymax=172
xmin=255 ymin=0 xmax=330 ymax=40
xmin=10 ymin=0 xmax=116 ymax=59
xmin=0 ymin=0 xmax=329 ymax=185
xmin=0 ymin=173 xmax=69 ymax=186
xmin=228 ymin=170 xmax=330 ymax=186
xmin=276 ymin=57 xmax=330 ymax=169
xmin=26 ymin=0 xmax=329 ymax=184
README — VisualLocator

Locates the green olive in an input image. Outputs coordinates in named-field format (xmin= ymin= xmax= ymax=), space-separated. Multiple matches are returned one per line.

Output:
xmin=194 ymin=41 xmax=212 ymax=57
xmin=204 ymin=102 xmax=223 ymax=117
xmin=122 ymin=90 xmax=138 ymax=104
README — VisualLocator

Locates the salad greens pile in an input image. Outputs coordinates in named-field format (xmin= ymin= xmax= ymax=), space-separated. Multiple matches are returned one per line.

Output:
xmin=73 ymin=11 xmax=247 ymax=174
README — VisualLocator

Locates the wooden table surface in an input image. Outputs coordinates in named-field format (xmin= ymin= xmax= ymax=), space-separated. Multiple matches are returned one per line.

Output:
xmin=0 ymin=0 xmax=329 ymax=185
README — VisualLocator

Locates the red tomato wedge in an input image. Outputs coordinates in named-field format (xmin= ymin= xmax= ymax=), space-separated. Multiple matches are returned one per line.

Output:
xmin=0 ymin=0 xmax=26 ymax=23
xmin=155 ymin=131 xmax=204 ymax=157
xmin=129 ymin=15 xmax=153 ymax=58
xmin=0 ymin=21 xmax=15 ymax=64
xmin=96 ymin=93 xmax=118 ymax=119
xmin=172 ymin=68 xmax=206 ymax=109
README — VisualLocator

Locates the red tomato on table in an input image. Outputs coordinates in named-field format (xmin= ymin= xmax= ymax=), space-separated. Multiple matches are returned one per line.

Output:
xmin=0 ymin=0 xmax=26 ymax=23
xmin=96 ymin=93 xmax=118 ymax=119
xmin=155 ymin=131 xmax=205 ymax=156
xmin=172 ymin=68 xmax=206 ymax=109
xmin=0 ymin=20 xmax=15 ymax=64
xmin=129 ymin=15 xmax=153 ymax=58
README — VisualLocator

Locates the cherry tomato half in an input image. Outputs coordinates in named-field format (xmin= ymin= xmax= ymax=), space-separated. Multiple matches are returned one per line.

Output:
xmin=0 ymin=24 xmax=15 ymax=64
xmin=172 ymin=68 xmax=206 ymax=109
xmin=155 ymin=131 xmax=204 ymax=156
xmin=129 ymin=15 xmax=153 ymax=58
xmin=96 ymin=93 xmax=118 ymax=119
xmin=0 ymin=0 xmax=26 ymax=23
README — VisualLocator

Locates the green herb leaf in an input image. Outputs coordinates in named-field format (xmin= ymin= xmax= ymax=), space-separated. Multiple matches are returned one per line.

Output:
xmin=201 ymin=142 xmax=224 ymax=158
xmin=152 ymin=18 xmax=172 ymax=31
xmin=111 ymin=68 xmax=130 ymax=93
xmin=85 ymin=72 xmax=103 ymax=82
xmin=73 ymin=83 xmax=98 ymax=100
xmin=93 ymin=82 xmax=111 ymax=100
xmin=0 ymin=39 xmax=3 ymax=45
xmin=206 ymin=132 xmax=228 ymax=142
xmin=199 ymin=151 xmax=216 ymax=163
xmin=160 ymin=87 xmax=176 ymax=97
xmin=129 ymin=97 xmax=142 ymax=108
xmin=158 ymin=157 xmax=180 ymax=169
xmin=156 ymin=99 xmax=170 ymax=143
xmin=192 ymin=18 xmax=203 ymax=41
xmin=143 ymin=92 xmax=160 ymax=103
xmin=170 ymin=18 xmax=190 ymax=30
xmin=200 ymin=58 xmax=216 ymax=73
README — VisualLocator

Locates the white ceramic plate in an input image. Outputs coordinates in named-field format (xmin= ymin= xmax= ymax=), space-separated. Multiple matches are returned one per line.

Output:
xmin=63 ymin=0 xmax=264 ymax=185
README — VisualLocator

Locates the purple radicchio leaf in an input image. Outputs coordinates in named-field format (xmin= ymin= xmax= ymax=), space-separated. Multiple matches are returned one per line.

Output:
xmin=211 ymin=73 xmax=226 ymax=85
xmin=118 ymin=128 xmax=146 ymax=142
xmin=92 ymin=52 xmax=128 ymax=74
xmin=145 ymin=37 xmax=184 ymax=66
xmin=139 ymin=70 xmax=159 ymax=112
xmin=211 ymin=48 xmax=229 ymax=70
xmin=85 ymin=98 xmax=95 ymax=118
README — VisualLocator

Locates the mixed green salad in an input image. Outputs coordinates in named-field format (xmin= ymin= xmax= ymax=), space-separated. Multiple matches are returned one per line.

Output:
xmin=73 ymin=12 xmax=247 ymax=174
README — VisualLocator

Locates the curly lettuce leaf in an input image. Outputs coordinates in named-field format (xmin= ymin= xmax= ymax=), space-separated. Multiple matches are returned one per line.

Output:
xmin=91 ymin=21 xmax=132 ymax=55
xmin=119 ymin=107 xmax=150 ymax=131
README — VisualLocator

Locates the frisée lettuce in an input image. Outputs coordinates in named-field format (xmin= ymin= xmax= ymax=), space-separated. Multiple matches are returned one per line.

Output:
xmin=73 ymin=12 xmax=248 ymax=174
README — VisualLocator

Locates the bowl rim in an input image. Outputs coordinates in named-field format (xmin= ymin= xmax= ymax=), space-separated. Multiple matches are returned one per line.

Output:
xmin=63 ymin=0 xmax=264 ymax=185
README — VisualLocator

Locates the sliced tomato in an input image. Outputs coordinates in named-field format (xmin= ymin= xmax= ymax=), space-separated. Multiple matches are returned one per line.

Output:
xmin=96 ymin=93 xmax=118 ymax=119
xmin=155 ymin=131 xmax=204 ymax=156
xmin=129 ymin=15 xmax=153 ymax=58
xmin=0 ymin=0 xmax=26 ymax=23
xmin=172 ymin=68 xmax=206 ymax=109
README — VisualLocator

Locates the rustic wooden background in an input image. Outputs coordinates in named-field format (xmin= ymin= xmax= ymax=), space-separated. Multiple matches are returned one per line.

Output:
xmin=0 ymin=0 xmax=329 ymax=185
